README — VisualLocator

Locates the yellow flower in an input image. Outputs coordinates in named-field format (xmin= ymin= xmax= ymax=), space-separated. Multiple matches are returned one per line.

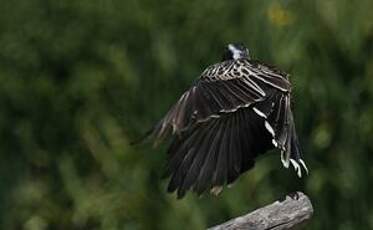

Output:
xmin=267 ymin=3 xmax=293 ymax=27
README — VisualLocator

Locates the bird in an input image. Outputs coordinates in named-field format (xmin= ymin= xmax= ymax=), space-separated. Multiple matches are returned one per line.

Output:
xmin=146 ymin=43 xmax=308 ymax=198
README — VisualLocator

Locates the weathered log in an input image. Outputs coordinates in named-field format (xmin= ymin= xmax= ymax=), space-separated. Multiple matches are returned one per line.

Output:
xmin=208 ymin=192 xmax=313 ymax=230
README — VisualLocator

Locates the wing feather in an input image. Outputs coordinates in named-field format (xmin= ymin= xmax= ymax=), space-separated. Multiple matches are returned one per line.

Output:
xmin=166 ymin=107 xmax=275 ymax=198
xmin=148 ymin=59 xmax=291 ymax=144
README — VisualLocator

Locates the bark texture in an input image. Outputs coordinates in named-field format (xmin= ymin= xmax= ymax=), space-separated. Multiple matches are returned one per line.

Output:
xmin=208 ymin=192 xmax=313 ymax=230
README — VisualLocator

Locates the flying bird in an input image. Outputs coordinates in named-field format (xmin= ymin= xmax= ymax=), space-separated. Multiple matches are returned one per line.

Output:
xmin=146 ymin=43 xmax=308 ymax=198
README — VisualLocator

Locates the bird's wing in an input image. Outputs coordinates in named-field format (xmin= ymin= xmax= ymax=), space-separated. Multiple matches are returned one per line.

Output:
xmin=149 ymin=59 xmax=291 ymax=143
xmin=166 ymin=89 xmax=307 ymax=198
xmin=252 ymin=92 xmax=308 ymax=177
xmin=165 ymin=107 xmax=273 ymax=198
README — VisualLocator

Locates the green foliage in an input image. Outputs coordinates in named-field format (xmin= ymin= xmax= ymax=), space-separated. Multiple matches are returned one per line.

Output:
xmin=1 ymin=0 xmax=373 ymax=229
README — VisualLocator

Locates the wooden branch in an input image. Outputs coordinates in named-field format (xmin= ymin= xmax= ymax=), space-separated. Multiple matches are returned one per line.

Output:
xmin=208 ymin=192 xmax=313 ymax=230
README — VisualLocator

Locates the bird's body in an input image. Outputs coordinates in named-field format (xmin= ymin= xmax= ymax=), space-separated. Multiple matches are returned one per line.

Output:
xmin=148 ymin=44 xmax=307 ymax=198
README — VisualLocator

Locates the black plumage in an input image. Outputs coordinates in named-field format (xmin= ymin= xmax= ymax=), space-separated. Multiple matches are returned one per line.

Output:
xmin=147 ymin=43 xmax=308 ymax=198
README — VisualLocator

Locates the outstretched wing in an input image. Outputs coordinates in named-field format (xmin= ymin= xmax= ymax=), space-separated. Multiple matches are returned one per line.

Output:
xmin=165 ymin=87 xmax=307 ymax=198
xmin=149 ymin=59 xmax=292 ymax=143
xmin=165 ymin=107 xmax=273 ymax=198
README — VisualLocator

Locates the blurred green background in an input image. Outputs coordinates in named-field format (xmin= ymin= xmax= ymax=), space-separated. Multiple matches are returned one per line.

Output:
xmin=1 ymin=0 xmax=373 ymax=229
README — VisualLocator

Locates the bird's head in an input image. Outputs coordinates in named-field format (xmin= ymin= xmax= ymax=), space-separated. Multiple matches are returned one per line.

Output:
xmin=222 ymin=43 xmax=250 ymax=61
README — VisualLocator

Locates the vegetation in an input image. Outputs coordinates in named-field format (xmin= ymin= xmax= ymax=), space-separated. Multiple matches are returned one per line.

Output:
xmin=1 ymin=0 xmax=372 ymax=229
